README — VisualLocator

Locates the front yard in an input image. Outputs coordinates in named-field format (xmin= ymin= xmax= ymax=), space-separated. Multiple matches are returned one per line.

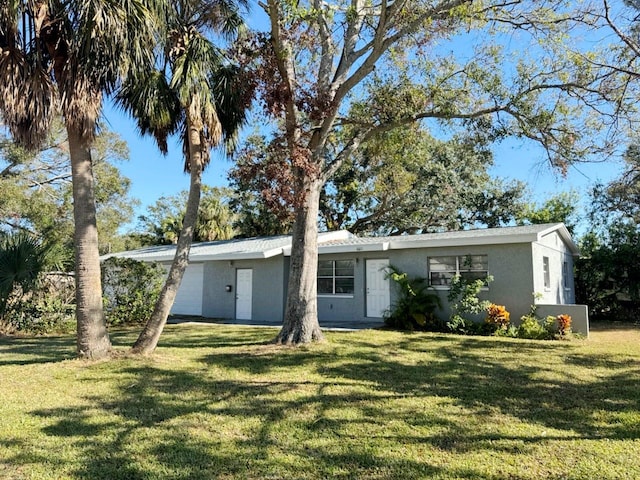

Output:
xmin=0 ymin=323 xmax=639 ymax=479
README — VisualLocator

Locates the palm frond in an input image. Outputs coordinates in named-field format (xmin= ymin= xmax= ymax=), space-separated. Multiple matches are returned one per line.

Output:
xmin=198 ymin=0 xmax=249 ymax=40
xmin=0 ymin=231 xmax=53 ymax=311
xmin=0 ymin=47 xmax=56 ymax=151
xmin=65 ymin=0 xmax=160 ymax=91
xmin=116 ymin=68 xmax=183 ymax=154
xmin=210 ymin=63 xmax=252 ymax=153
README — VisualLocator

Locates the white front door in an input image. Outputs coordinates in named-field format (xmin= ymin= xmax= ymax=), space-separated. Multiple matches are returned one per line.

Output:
xmin=235 ymin=269 xmax=253 ymax=320
xmin=366 ymin=259 xmax=390 ymax=318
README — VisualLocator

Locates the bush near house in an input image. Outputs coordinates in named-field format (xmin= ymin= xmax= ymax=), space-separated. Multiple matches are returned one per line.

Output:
xmin=0 ymin=233 xmax=73 ymax=334
xmin=101 ymin=257 xmax=165 ymax=326
xmin=383 ymin=265 xmax=443 ymax=331
xmin=385 ymin=267 xmax=574 ymax=340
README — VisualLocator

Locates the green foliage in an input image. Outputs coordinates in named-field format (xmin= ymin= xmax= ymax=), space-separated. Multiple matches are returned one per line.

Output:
xmin=136 ymin=187 xmax=236 ymax=245
xmin=0 ymin=267 xmax=75 ymax=335
xmin=447 ymin=271 xmax=494 ymax=331
xmin=0 ymin=125 xmax=138 ymax=259
xmin=383 ymin=265 xmax=442 ymax=331
xmin=575 ymin=223 xmax=640 ymax=321
xmin=517 ymin=315 xmax=556 ymax=340
xmin=0 ymin=232 xmax=58 ymax=314
xmin=101 ymin=257 xmax=165 ymax=326
xmin=516 ymin=191 xmax=580 ymax=234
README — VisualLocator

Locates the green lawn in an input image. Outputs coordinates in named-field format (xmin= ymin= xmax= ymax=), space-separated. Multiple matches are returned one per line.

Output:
xmin=0 ymin=324 xmax=639 ymax=479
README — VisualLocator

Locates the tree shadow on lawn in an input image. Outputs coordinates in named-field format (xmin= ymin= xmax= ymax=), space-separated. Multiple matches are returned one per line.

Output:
xmin=29 ymin=365 xmax=453 ymax=480
xmin=0 ymin=335 xmax=76 ymax=365
xmin=318 ymin=336 xmax=640 ymax=443
xmin=17 ymin=333 xmax=640 ymax=479
xmin=0 ymin=325 xmax=271 ymax=367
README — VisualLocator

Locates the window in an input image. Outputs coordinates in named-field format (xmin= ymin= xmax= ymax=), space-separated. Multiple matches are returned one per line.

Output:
xmin=563 ymin=261 xmax=570 ymax=289
xmin=543 ymin=256 xmax=550 ymax=289
xmin=318 ymin=259 xmax=355 ymax=295
xmin=428 ymin=255 xmax=488 ymax=287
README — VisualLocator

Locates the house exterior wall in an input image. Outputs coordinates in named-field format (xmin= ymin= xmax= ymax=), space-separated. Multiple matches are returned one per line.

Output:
xmin=532 ymin=231 xmax=576 ymax=305
xmin=202 ymin=256 xmax=286 ymax=322
xmin=315 ymin=242 xmax=541 ymax=324
xmin=388 ymin=243 xmax=535 ymax=323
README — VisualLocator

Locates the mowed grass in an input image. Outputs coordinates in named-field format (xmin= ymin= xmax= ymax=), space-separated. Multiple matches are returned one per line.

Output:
xmin=0 ymin=324 xmax=639 ymax=480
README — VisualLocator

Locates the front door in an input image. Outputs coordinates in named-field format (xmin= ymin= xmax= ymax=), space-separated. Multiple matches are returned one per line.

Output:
xmin=366 ymin=259 xmax=390 ymax=318
xmin=235 ymin=269 xmax=253 ymax=320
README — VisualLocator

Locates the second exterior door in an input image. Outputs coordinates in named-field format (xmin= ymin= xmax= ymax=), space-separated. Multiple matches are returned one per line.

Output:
xmin=235 ymin=269 xmax=253 ymax=320
xmin=366 ymin=259 xmax=390 ymax=318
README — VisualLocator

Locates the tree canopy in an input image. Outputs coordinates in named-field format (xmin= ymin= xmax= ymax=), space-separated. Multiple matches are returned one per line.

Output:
xmin=233 ymin=0 xmax=635 ymax=344
xmin=0 ymin=123 xmax=137 ymax=263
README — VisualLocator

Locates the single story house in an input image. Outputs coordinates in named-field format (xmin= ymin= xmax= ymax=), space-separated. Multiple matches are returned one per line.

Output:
xmin=104 ymin=223 xmax=589 ymax=335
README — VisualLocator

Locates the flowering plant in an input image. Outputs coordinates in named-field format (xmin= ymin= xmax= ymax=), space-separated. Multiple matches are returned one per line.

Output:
xmin=557 ymin=314 xmax=572 ymax=336
xmin=485 ymin=304 xmax=510 ymax=330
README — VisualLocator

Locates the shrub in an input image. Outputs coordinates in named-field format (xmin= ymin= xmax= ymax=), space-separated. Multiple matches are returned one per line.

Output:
xmin=101 ymin=257 xmax=165 ymax=326
xmin=485 ymin=303 xmax=511 ymax=332
xmin=517 ymin=314 xmax=555 ymax=340
xmin=447 ymin=272 xmax=493 ymax=333
xmin=384 ymin=266 xmax=442 ymax=331
xmin=0 ymin=272 xmax=75 ymax=335
xmin=0 ymin=233 xmax=71 ymax=334
xmin=557 ymin=314 xmax=572 ymax=337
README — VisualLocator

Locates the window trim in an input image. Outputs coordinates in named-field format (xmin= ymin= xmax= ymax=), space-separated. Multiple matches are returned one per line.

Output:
xmin=562 ymin=260 xmax=570 ymax=290
xmin=543 ymin=256 xmax=551 ymax=290
xmin=428 ymin=254 xmax=489 ymax=290
xmin=317 ymin=259 xmax=355 ymax=297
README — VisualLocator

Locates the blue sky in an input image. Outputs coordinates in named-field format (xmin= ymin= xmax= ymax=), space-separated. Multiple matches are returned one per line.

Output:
xmin=102 ymin=2 xmax=626 ymax=234
xmin=104 ymin=97 xmax=623 ymax=235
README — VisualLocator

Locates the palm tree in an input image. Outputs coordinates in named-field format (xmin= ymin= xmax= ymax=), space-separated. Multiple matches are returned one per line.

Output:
xmin=0 ymin=232 xmax=55 ymax=318
xmin=118 ymin=0 xmax=250 ymax=354
xmin=0 ymin=1 xmax=160 ymax=358
xmin=196 ymin=187 xmax=235 ymax=241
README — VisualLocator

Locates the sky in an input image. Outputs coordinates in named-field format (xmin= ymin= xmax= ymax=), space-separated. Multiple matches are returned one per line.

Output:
xmin=105 ymin=97 xmax=623 ymax=229
xmin=101 ymin=2 xmax=627 ymax=235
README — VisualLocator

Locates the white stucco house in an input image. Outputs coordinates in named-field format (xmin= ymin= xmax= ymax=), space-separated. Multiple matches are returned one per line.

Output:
xmin=104 ymin=223 xmax=589 ymax=335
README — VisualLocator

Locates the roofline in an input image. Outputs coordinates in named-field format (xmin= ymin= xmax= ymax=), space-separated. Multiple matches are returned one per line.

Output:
xmin=101 ymin=224 xmax=580 ymax=263
xmin=536 ymin=223 xmax=580 ymax=256
xmin=385 ymin=233 xmax=539 ymax=251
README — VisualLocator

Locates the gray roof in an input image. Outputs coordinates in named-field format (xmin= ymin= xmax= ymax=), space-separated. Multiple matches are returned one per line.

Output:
xmin=309 ymin=223 xmax=579 ymax=256
xmin=102 ymin=230 xmax=353 ymax=263
xmin=103 ymin=223 xmax=578 ymax=263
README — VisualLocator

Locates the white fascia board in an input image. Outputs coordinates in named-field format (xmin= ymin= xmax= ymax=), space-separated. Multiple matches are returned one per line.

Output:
xmin=283 ymin=242 xmax=389 ymax=256
xmin=105 ymin=253 xmax=177 ymax=263
xmin=317 ymin=242 xmax=389 ymax=255
xmin=190 ymin=247 xmax=285 ymax=262
xmin=537 ymin=223 xmax=580 ymax=256
xmin=387 ymin=234 xmax=537 ymax=250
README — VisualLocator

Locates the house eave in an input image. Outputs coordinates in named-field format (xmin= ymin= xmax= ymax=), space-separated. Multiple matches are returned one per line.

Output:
xmin=386 ymin=233 xmax=538 ymax=251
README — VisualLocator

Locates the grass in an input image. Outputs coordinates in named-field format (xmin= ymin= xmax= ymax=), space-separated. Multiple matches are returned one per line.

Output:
xmin=0 ymin=323 xmax=639 ymax=479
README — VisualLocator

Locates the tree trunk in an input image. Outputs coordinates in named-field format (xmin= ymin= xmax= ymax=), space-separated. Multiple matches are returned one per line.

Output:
xmin=132 ymin=120 xmax=203 ymax=355
xmin=275 ymin=177 xmax=325 ymax=345
xmin=68 ymin=126 xmax=112 ymax=359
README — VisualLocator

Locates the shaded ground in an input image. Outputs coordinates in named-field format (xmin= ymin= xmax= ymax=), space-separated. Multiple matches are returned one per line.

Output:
xmin=167 ymin=314 xmax=386 ymax=330
xmin=0 ymin=323 xmax=638 ymax=479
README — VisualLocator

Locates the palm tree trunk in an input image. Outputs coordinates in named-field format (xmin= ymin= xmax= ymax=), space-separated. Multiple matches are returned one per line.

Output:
xmin=132 ymin=119 xmax=203 ymax=355
xmin=68 ymin=126 xmax=112 ymax=359
xmin=275 ymin=177 xmax=325 ymax=345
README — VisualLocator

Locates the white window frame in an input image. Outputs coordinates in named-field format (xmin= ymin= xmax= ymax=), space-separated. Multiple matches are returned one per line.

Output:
xmin=543 ymin=256 xmax=551 ymax=290
xmin=317 ymin=259 xmax=355 ymax=297
xmin=428 ymin=255 xmax=489 ymax=289
xmin=563 ymin=260 xmax=570 ymax=290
